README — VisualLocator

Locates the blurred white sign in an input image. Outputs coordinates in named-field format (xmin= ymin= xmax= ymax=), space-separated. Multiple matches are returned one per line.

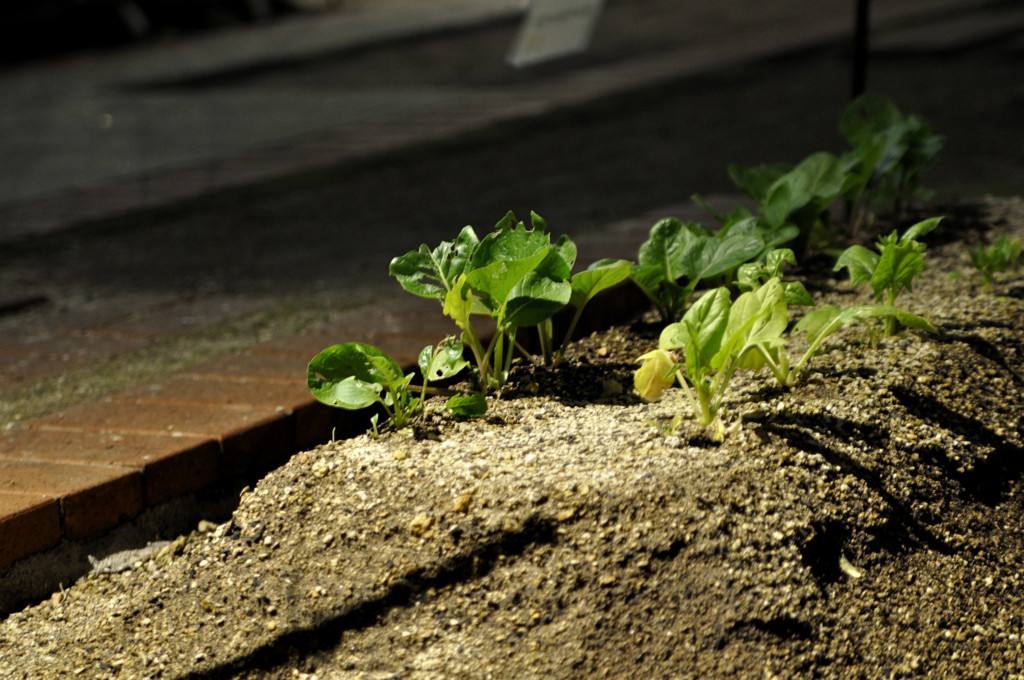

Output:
xmin=507 ymin=0 xmax=604 ymax=67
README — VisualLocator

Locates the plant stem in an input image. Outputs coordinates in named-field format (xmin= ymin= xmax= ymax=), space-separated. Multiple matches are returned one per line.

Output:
xmin=551 ymin=305 xmax=585 ymax=367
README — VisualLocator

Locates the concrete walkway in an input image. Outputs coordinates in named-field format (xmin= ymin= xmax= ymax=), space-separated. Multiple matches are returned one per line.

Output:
xmin=1 ymin=0 xmax=1023 ymax=612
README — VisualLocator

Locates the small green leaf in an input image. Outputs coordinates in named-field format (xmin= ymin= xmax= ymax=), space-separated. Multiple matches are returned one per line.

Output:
xmin=835 ymin=244 xmax=880 ymax=289
xmin=569 ymin=259 xmax=633 ymax=309
xmin=680 ymin=231 xmax=765 ymax=282
xmin=446 ymin=393 xmax=488 ymax=417
xmin=308 ymin=343 xmax=403 ymax=409
xmin=419 ymin=337 xmax=469 ymax=382
xmin=782 ymin=281 xmax=814 ymax=307
xmin=762 ymin=152 xmax=846 ymax=228
xmin=900 ymin=216 xmax=941 ymax=244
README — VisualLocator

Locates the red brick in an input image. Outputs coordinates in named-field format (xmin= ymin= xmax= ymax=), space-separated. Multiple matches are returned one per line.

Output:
xmin=0 ymin=427 xmax=218 ymax=507
xmin=181 ymin=353 xmax=308 ymax=382
xmin=32 ymin=398 xmax=279 ymax=437
xmin=29 ymin=399 xmax=293 ymax=479
xmin=112 ymin=375 xmax=335 ymax=452
xmin=0 ymin=492 xmax=62 ymax=569
xmin=0 ymin=459 xmax=142 ymax=540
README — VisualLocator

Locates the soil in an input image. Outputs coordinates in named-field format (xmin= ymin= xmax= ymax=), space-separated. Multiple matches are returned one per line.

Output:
xmin=1 ymin=196 xmax=1022 ymax=679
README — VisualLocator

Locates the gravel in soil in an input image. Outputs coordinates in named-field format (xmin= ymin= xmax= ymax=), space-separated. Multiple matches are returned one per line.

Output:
xmin=1 ymin=197 xmax=1024 ymax=678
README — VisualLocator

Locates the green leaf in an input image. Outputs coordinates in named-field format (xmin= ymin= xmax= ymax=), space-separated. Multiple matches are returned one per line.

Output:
xmin=418 ymin=337 xmax=469 ymax=382
xmin=389 ymin=226 xmax=480 ymax=300
xmin=679 ymin=231 xmax=765 ymax=282
xmin=504 ymin=272 xmax=572 ymax=328
xmin=840 ymin=94 xmax=903 ymax=148
xmin=446 ymin=393 xmax=488 ymax=417
xmin=717 ymin=278 xmax=788 ymax=371
xmin=762 ymin=152 xmax=847 ymax=228
xmin=537 ymin=233 xmax=577 ymax=281
xmin=900 ymin=216 xmax=941 ymax=245
xmin=677 ymin=288 xmax=731 ymax=377
xmin=465 ymin=217 xmax=552 ymax=317
xmin=308 ymin=343 xmax=404 ymax=409
xmin=793 ymin=304 xmax=845 ymax=346
xmin=637 ymin=217 xmax=698 ymax=282
xmin=783 ymin=281 xmax=814 ymax=307
xmin=443 ymin=274 xmax=476 ymax=335
xmin=569 ymin=259 xmax=633 ymax=309
xmin=834 ymin=244 xmax=880 ymax=289
xmin=728 ymin=163 xmax=792 ymax=202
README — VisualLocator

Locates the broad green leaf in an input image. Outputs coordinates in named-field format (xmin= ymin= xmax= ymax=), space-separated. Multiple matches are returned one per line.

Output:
xmin=765 ymin=248 xmax=798 ymax=274
xmin=658 ymin=321 xmax=688 ymax=351
xmin=569 ymin=259 xmax=633 ymax=309
xmin=389 ymin=226 xmax=480 ymax=300
xmin=717 ymin=278 xmax=787 ymax=371
xmin=835 ymin=244 xmax=879 ymax=288
xmin=795 ymin=303 xmax=936 ymax=348
xmin=504 ymin=272 xmax=572 ymax=328
xmin=328 ymin=377 xmax=383 ymax=410
xmin=637 ymin=217 xmax=698 ymax=281
xmin=634 ymin=349 xmax=678 ymax=402
xmin=536 ymin=233 xmax=577 ymax=281
xmin=471 ymin=212 xmax=552 ymax=270
xmin=783 ymin=281 xmax=814 ymax=306
xmin=679 ymin=231 xmax=765 ymax=282
xmin=678 ymin=287 xmax=731 ymax=377
xmin=793 ymin=304 xmax=844 ymax=346
xmin=308 ymin=343 xmax=402 ymax=409
xmin=446 ymin=393 xmax=488 ymax=417
xmin=465 ymin=247 xmax=550 ymax=317
xmin=763 ymin=152 xmax=847 ymax=228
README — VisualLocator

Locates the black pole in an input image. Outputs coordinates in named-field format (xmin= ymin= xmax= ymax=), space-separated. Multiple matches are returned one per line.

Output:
xmin=852 ymin=0 xmax=871 ymax=98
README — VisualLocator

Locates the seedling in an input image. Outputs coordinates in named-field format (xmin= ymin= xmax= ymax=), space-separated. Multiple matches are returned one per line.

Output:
xmin=617 ymin=216 xmax=764 ymax=322
xmin=635 ymin=278 xmax=936 ymax=437
xmin=307 ymin=337 xmax=480 ymax=434
xmin=729 ymin=151 xmax=850 ymax=258
xmin=391 ymin=211 xmax=626 ymax=388
xmin=635 ymin=283 xmax=786 ymax=439
xmin=834 ymin=216 xmax=941 ymax=335
xmin=961 ymin=232 xmax=1022 ymax=293
xmin=839 ymin=94 xmax=944 ymax=230
xmin=735 ymin=248 xmax=813 ymax=306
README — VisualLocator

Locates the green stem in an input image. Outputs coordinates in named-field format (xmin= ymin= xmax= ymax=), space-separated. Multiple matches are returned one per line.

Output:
xmin=674 ymin=368 xmax=701 ymax=420
xmin=755 ymin=345 xmax=792 ymax=387
xmin=551 ymin=304 xmax=585 ymax=368
xmin=538 ymin=318 xmax=554 ymax=365
xmin=884 ymin=291 xmax=897 ymax=336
